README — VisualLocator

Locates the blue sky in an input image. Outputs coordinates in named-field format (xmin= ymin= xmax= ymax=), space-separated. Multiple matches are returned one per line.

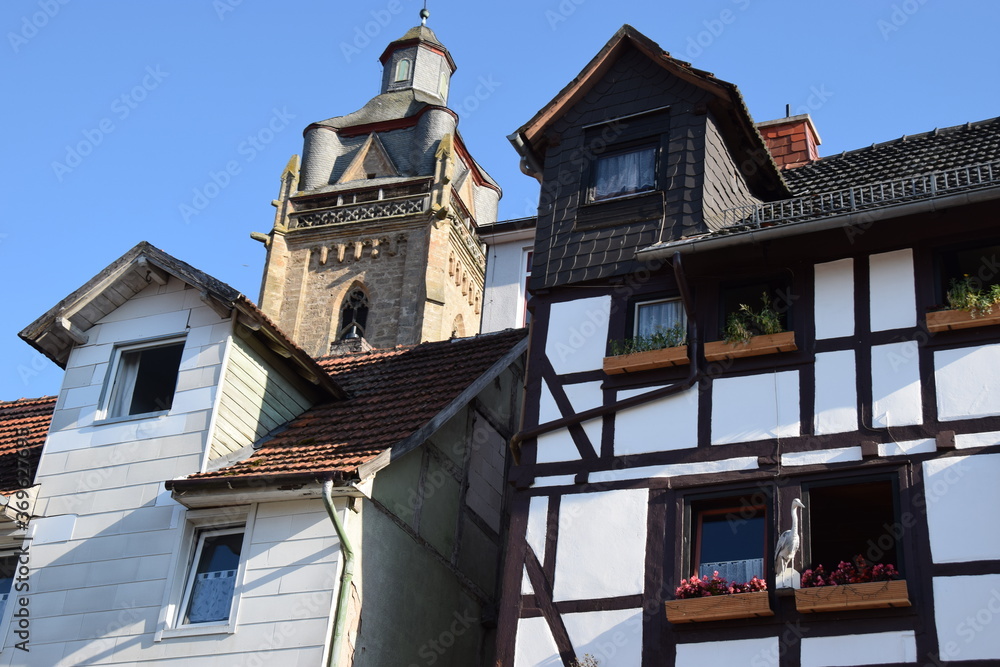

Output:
xmin=1 ymin=0 xmax=998 ymax=401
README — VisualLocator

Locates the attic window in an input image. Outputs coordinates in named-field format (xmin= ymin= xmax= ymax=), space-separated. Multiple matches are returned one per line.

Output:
xmin=104 ymin=338 xmax=185 ymax=419
xmin=591 ymin=146 xmax=656 ymax=201
xmin=395 ymin=58 xmax=411 ymax=82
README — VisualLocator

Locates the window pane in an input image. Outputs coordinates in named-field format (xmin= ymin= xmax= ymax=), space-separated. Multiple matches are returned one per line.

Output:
xmin=593 ymin=147 xmax=655 ymax=200
xmin=692 ymin=502 xmax=765 ymax=583
xmin=127 ymin=344 xmax=184 ymax=415
xmin=636 ymin=299 xmax=685 ymax=338
xmin=184 ymin=532 xmax=243 ymax=624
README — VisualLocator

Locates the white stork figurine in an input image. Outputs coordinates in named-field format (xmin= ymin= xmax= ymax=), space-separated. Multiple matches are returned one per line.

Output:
xmin=774 ymin=498 xmax=805 ymax=588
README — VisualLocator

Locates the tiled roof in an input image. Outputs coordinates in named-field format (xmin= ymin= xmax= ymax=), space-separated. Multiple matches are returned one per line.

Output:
xmin=784 ymin=117 xmax=1000 ymax=195
xmin=173 ymin=328 xmax=527 ymax=487
xmin=0 ymin=397 xmax=55 ymax=493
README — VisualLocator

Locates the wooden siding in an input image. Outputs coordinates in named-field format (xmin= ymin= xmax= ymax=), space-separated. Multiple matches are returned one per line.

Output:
xmin=210 ymin=333 xmax=313 ymax=459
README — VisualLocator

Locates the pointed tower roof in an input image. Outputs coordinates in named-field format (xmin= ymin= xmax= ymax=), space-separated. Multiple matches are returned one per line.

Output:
xmin=379 ymin=24 xmax=456 ymax=72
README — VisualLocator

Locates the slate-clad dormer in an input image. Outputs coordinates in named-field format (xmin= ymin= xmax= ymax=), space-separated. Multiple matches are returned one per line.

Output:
xmin=378 ymin=23 xmax=456 ymax=105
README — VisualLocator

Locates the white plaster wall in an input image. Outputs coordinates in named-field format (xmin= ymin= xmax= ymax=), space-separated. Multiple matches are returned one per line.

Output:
xmin=781 ymin=447 xmax=862 ymax=467
xmin=869 ymin=249 xmax=916 ymax=331
xmin=933 ymin=574 xmax=1000 ymax=662
xmin=615 ymin=387 xmax=697 ymax=455
xmin=924 ymin=454 xmax=1000 ymax=563
xmin=712 ymin=372 xmax=799 ymax=444
xmin=513 ymin=616 xmax=561 ymax=667
xmin=553 ymin=489 xmax=647 ymax=602
xmin=814 ymin=350 xmax=857 ymax=434
xmin=481 ymin=236 xmax=532 ymax=333
xmin=871 ymin=342 xmax=922 ymax=427
xmin=535 ymin=430 xmax=581 ymax=464
xmin=563 ymin=608 xmax=643 ymax=667
xmin=523 ymin=497 xmax=549 ymax=594
xmin=675 ymin=636 xmax=778 ymax=667
xmin=814 ymin=258 xmax=854 ymax=339
xmin=956 ymin=430 xmax=1000 ymax=449
xmin=545 ymin=297 xmax=611 ymax=375
xmin=589 ymin=457 xmax=757 ymax=484
xmin=537 ymin=381 xmax=603 ymax=462
xmin=936 ymin=344 xmax=1000 ymax=420
xmin=800 ymin=631 xmax=916 ymax=666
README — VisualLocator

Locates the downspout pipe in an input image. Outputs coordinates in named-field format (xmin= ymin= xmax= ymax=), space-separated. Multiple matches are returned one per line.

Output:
xmin=323 ymin=479 xmax=356 ymax=667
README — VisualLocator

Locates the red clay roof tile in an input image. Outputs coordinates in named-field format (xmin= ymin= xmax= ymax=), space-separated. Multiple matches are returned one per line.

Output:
xmin=0 ymin=396 xmax=55 ymax=493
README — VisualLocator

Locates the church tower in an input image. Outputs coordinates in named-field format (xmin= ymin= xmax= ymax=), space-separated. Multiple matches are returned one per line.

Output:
xmin=254 ymin=13 xmax=501 ymax=356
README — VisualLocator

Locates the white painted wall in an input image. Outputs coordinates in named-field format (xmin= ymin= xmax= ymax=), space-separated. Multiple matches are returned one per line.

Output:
xmin=553 ymin=489 xmax=647 ymax=602
xmin=563 ymin=608 xmax=643 ymax=667
xmin=781 ymin=447 xmax=862 ymax=467
xmin=545 ymin=297 xmax=611 ymax=375
xmin=523 ymin=497 xmax=549 ymax=595
xmin=936 ymin=344 xmax=1000 ymax=420
xmin=924 ymin=454 xmax=1000 ymax=563
xmin=615 ymin=387 xmax=697 ymax=455
xmin=712 ymin=372 xmax=799 ymax=444
xmin=814 ymin=258 xmax=854 ymax=339
xmin=675 ymin=636 xmax=779 ymax=667
xmin=871 ymin=341 xmax=922 ymax=427
xmin=800 ymin=631 xmax=916 ymax=666
xmin=513 ymin=616 xmax=561 ymax=667
xmin=933 ymin=574 xmax=1000 ymax=662
xmin=869 ymin=249 xmax=916 ymax=331
xmin=537 ymin=381 xmax=603 ymax=462
xmin=814 ymin=350 xmax=857 ymax=434
xmin=481 ymin=229 xmax=533 ymax=333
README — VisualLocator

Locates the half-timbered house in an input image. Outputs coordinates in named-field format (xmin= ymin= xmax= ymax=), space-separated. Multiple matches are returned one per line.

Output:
xmin=497 ymin=24 xmax=1000 ymax=667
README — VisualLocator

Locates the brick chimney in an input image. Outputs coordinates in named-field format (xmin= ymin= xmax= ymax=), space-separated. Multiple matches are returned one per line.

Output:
xmin=756 ymin=114 xmax=821 ymax=169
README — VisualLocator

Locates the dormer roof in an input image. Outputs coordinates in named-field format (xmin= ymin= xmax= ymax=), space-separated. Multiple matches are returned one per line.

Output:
xmin=19 ymin=242 xmax=344 ymax=399
xmin=509 ymin=24 xmax=790 ymax=199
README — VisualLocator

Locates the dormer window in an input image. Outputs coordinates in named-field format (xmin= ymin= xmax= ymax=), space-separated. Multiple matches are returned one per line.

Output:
xmin=590 ymin=146 xmax=656 ymax=202
xmin=103 ymin=337 xmax=185 ymax=420
xmin=394 ymin=58 xmax=411 ymax=82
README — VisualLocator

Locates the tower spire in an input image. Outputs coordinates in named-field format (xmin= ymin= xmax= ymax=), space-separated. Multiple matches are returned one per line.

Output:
xmin=420 ymin=1 xmax=429 ymax=26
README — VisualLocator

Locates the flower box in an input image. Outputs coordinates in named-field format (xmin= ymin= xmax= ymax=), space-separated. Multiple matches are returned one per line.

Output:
xmin=664 ymin=591 xmax=773 ymax=623
xmin=926 ymin=308 xmax=1000 ymax=332
xmin=703 ymin=331 xmax=797 ymax=362
xmin=794 ymin=580 xmax=910 ymax=613
xmin=603 ymin=346 xmax=689 ymax=375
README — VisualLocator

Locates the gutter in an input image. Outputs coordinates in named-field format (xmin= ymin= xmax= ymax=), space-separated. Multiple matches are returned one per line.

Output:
xmin=510 ymin=253 xmax=704 ymax=461
xmin=637 ymin=186 xmax=1000 ymax=261
xmin=322 ymin=479 xmax=356 ymax=667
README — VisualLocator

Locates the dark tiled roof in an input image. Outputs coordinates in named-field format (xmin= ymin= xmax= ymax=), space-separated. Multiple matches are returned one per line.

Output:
xmin=177 ymin=329 xmax=527 ymax=485
xmin=0 ymin=397 xmax=55 ymax=493
xmin=784 ymin=117 xmax=1000 ymax=195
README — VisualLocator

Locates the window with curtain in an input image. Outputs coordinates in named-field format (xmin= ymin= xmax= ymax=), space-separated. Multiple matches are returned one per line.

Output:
xmin=181 ymin=528 xmax=244 ymax=625
xmin=635 ymin=298 xmax=686 ymax=339
xmin=106 ymin=339 xmax=185 ymax=418
xmin=591 ymin=146 xmax=656 ymax=201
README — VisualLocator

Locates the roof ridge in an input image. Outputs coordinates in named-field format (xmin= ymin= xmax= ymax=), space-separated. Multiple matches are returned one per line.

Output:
xmin=0 ymin=396 xmax=57 ymax=407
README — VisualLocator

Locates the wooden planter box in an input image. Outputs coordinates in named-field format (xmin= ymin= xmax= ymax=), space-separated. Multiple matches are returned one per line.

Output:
xmin=926 ymin=308 xmax=1000 ymax=332
xmin=794 ymin=580 xmax=910 ymax=613
xmin=603 ymin=345 xmax=689 ymax=375
xmin=703 ymin=331 xmax=797 ymax=362
xmin=665 ymin=591 xmax=773 ymax=623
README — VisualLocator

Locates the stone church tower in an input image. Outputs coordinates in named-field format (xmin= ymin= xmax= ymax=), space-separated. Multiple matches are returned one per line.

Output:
xmin=254 ymin=18 xmax=501 ymax=356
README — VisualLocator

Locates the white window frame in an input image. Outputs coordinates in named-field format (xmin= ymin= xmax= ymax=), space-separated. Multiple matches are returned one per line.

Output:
xmin=394 ymin=58 xmax=411 ymax=82
xmin=156 ymin=505 xmax=255 ymax=641
xmin=96 ymin=335 xmax=186 ymax=424
xmin=519 ymin=247 xmax=533 ymax=327
xmin=634 ymin=297 xmax=686 ymax=338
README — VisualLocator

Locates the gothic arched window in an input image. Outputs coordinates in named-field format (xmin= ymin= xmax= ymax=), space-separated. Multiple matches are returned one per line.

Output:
xmin=339 ymin=288 xmax=370 ymax=340
xmin=395 ymin=58 xmax=411 ymax=82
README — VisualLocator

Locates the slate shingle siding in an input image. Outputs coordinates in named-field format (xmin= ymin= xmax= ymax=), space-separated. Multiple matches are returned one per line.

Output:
xmin=532 ymin=46 xmax=716 ymax=290
xmin=703 ymin=114 xmax=760 ymax=230
xmin=784 ymin=117 xmax=1000 ymax=196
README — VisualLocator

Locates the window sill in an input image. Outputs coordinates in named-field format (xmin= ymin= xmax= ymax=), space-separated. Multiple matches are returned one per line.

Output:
xmin=92 ymin=410 xmax=170 ymax=427
xmin=794 ymin=580 xmax=910 ymax=613
xmin=926 ymin=308 xmax=1000 ymax=332
xmin=157 ymin=622 xmax=235 ymax=641
xmin=703 ymin=331 xmax=797 ymax=362
xmin=665 ymin=591 xmax=773 ymax=623
xmin=603 ymin=346 xmax=689 ymax=375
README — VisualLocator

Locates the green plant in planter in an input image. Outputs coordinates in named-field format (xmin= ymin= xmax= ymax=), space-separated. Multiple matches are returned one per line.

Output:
xmin=608 ymin=323 xmax=686 ymax=356
xmin=723 ymin=292 xmax=784 ymax=344
xmin=946 ymin=275 xmax=1000 ymax=317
